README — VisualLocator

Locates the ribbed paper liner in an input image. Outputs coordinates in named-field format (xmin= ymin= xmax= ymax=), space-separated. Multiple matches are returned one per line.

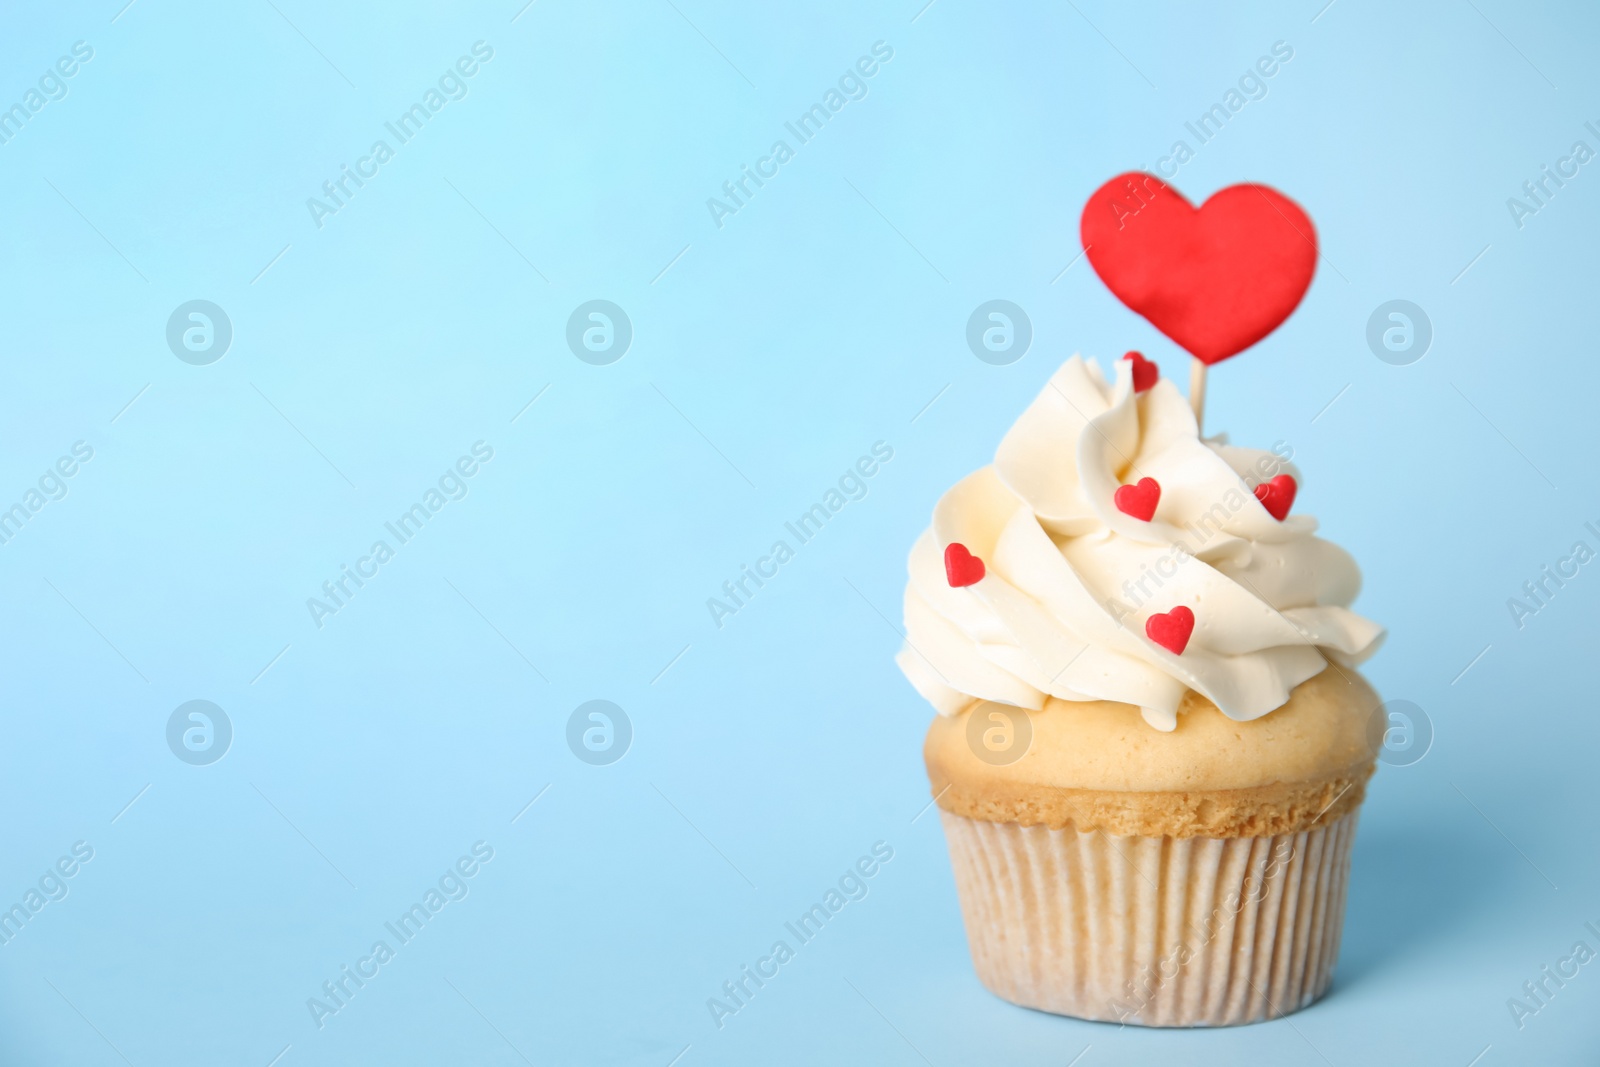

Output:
xmin=940 ymin=810 xmax=1359 ymax=1026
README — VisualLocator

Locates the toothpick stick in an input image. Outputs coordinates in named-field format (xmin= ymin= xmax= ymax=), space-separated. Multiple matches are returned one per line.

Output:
xmin=1189 ymin=358 xmax=1207 ymax=434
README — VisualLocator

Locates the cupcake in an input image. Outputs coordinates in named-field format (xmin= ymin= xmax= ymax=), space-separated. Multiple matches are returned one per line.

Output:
xmin=898 ymin=353 xmax=1385 ymax=1026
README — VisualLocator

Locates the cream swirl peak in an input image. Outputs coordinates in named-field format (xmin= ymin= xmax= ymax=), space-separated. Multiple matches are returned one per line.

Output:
xmin=897 ymin=355 xmax=1383 ymax=731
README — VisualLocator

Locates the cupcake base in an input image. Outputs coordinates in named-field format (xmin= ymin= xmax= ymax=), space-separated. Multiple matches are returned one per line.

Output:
xmin=940 ymin=810 xmax=1359 ymax=1027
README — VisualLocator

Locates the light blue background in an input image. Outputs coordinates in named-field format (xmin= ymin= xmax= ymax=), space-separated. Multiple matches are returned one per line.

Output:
xmin=1 ymin=1 xmax=1596 ymax=1064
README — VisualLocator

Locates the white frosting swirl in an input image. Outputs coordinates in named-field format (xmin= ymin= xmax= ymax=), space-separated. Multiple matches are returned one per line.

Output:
xmin=897 ymin=356 xmax=1384 ymax=731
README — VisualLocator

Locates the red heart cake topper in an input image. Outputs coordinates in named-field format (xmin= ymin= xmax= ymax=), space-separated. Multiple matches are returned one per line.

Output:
xmin=1080 ymin=173 xmax=1317 ymax=365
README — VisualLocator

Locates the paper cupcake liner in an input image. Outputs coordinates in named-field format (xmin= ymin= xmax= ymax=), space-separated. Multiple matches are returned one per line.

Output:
xmin=939 ymin=809 xmax=1359 ymax=1027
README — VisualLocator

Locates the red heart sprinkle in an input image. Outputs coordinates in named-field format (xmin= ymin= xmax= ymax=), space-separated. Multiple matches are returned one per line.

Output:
xmin=1254 ymin=474 xmax=1297 ymax=521
xmin=1113 ymin=477 xmax=1161 ymax=522
xmin=1146 ymin=606 xmax=1195 ymax=655
xmin=944 ymin=542 xmax=986 ymax=588
xmin=1122 ymin=350 xmax=1158 ymax=393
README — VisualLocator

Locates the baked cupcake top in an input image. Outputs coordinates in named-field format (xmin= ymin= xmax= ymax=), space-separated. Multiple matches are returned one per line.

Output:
xmin=897 ymin=354 xmax=1384 ymax=731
